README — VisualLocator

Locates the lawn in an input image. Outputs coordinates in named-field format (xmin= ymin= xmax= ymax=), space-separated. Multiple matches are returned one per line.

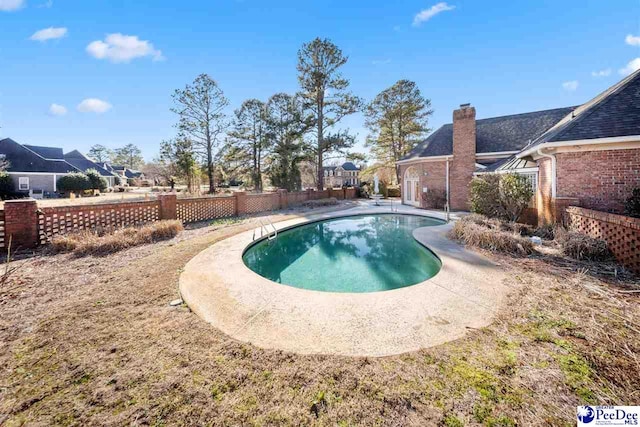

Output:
xmin=1 ymin=208 xmax=639 ymax=426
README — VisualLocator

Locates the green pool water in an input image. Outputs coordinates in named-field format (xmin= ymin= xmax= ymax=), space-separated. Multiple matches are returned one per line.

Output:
xmin=242 ymin=214 xmax=444 ymax=293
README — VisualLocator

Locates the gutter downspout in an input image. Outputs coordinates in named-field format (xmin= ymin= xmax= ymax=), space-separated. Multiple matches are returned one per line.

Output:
xmin=537 ymin=148 xmax=556 ymax=198
xmin=445 ymin=158 xmax=451 ymax=222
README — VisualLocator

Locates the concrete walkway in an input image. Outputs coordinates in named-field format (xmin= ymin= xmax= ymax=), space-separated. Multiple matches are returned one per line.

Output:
xmin=179 ymin=202 xmax=510 ymax=357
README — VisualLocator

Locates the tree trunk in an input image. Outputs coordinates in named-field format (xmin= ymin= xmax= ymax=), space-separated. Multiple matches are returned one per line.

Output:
xmin=316 ymin=103 xmax=324 ymax=191
xmin=207 ymin=147 xmax=215 ymax=194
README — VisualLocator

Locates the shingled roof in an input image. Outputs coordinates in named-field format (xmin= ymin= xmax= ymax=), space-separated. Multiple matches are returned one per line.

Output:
xmin=0 ymin=138 xmax=78 ymax=173
xmin=521 ymin=68 xmax=640 ymax=153
xmin=23 ymin=144 xmax=65 ymax=160
xmin=402 ymin=106 xmax=575 ymax=160
xmin=64 ymin=150 xmax=117 ymax=177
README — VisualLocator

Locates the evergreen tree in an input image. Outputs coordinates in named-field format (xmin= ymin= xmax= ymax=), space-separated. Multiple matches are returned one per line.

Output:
xmin=297 ymin=38 xmax=363 ymax=190
xmin=365 ymin=79 xmax=433 ymax=183
xmin=112 ymin=144 xmax=144 ymax=169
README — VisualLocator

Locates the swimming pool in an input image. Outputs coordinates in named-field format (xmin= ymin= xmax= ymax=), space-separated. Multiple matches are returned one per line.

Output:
xmin=242 ymin=214 xmax=443 ymax=293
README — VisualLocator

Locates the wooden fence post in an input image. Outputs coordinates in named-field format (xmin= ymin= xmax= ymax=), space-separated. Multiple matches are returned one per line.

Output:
xmin=277 ymin=189 xmax=288 ymax=210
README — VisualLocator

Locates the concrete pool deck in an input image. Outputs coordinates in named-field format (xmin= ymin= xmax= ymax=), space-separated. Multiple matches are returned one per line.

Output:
xmin=179 ymin=202 xmax=511 ymax=357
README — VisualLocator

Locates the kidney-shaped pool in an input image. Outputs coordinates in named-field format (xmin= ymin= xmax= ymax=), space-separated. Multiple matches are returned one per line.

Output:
xmin=242 ymin=214 xmax=444 ymax=293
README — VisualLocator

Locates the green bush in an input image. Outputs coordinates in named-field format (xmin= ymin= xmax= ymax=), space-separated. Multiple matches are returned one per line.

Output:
xmin=85 ymin=168 xmax=108 ymax=191
xmin=57 ymin=173 xmax=91 ymax=193
xmin=470 ymin=173 xmax=533 ymax=222
xmin=0 ymin=171 xmax=13 ymax=199
xmin=624 ymin=188 xmax=640 ymax=218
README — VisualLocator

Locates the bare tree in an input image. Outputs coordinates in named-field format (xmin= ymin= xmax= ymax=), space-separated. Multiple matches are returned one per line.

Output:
xmin=171 ymin=74 xmax=229 ymax=193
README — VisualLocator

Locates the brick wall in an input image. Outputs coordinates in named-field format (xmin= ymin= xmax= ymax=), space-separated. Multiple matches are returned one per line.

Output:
xmin=1 ymin=189 xmax=358 ymax=249
xmin=556 ymin=149 xmax=640 ymax=213
xmin=398 ymin=162 xmax=447 ymax=208
xmin=451 ymin=105 xmax=476 ymax=210
xmin=566 ymin=206 xmax=640 ymax=274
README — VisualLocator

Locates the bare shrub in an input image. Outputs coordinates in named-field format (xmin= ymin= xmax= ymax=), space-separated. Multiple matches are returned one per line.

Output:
xmin=555 ymin=228 xmax=612 ymax=261
xmin=422 ymin=188 xmax=447 ymax=209
xmin=51 ymin=220 xmax=184 ymax=256
xmin=450 ymin=216 xmax=534 ymax=255
xmin=302 ymin=197 xmax=338 ymax=208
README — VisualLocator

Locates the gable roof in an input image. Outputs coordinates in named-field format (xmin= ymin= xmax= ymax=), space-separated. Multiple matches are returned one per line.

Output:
xmin=64 ymin=150 xmax=117 ymax=177
xmin=0 ymin=138 xmax=78 ymax=173
xmin=23 ymin=144 xmax=65 ymax=160
xmin=341 ymin=161 xmax=360 ymax=171
xmin=403 ymin=106 xmax=575 ymax=160
xmin=521 ymin=68 xmax=640 ymax=153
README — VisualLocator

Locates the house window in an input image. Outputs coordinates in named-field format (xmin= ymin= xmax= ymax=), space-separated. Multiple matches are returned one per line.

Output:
xmin=520 ymin=172 xmax=538 ymax=194
xmin=337 ymin=171 xmax=342 ymax=177
xmin=19 ymin=177 xmax=29 ymax=191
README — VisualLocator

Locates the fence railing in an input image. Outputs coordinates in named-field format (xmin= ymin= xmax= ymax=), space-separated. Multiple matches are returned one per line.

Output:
xmin=2 ymin=188 xmax=358 ymax=249
xmin=566 ymin=206 xmax=640 ymax=274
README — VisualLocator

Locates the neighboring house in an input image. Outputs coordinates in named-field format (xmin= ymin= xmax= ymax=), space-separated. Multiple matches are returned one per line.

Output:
xmin=64 ymin=150 xmax=120 ymax=188
xmin=323 ymin=162 xmax=361 ymax=188
xmin=0 ymin=138 xmax=77 ymax=195
xmin=397 ymin=68 xmax=640 ymax=224
xmin=104 ymin=164 xmax=144 ymax=182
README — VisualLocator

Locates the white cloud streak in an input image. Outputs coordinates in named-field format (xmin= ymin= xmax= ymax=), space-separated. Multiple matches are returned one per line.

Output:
xmin=591 ymin=69 xmax=611 ymax=77
xmin=619 ymin=58 xmax=640 ymax=76
xmin=30 ymin=27 xmax=67 ymax=41
xmin=49 ymin=103 xmax=67 ymax=116
xmin=413 ymin=2 xmax=455 ymax=26
xmin=0 ymin=0 xmax=24 ymax=11
xmin=77 ymin=98 xmax=112 ymax=114
xmin=86 ymin=33 xmax=164 ymax=63
xmin=625 ymin=34 xmax=640 ymax=46
xmin=562 ymin=80 xmax=579 ymax=91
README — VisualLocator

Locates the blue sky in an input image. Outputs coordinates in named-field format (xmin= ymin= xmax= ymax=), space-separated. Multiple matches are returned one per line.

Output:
xmin=1 ymin=0 xmax=639 ymax=161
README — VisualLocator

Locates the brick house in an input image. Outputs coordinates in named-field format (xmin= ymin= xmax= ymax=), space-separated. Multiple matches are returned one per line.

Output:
xmin=397 ymin=69 xmax=640 ymax=224
xmin=323 ymin=162 xmax=361 ymax=188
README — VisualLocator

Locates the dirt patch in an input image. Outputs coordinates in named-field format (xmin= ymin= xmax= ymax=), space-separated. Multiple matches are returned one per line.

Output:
xmin=1 ymin=206 xmax=639 ymax=426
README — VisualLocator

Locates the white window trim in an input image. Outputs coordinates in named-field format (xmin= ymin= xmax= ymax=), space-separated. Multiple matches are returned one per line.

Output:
xmin=19 ymin=177 xmax=30 ymax=191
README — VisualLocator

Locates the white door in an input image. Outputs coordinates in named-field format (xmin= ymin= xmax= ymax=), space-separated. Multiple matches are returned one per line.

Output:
xmin=404 ymin=167 xmax=420 ymax=207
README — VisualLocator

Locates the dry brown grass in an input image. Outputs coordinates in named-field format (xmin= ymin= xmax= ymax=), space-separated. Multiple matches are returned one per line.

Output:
xmin=556 ymin=227 xmax=612 ymax=262
xmin=51 ymin=220 xmax=183 ymax=256
xmin=302 ymin=197 xmax=339 ymax=208
xmin=451 ymin=215 xmax=534 ymax=255
xmin=1 ymin=208 xmax=638 ymax=426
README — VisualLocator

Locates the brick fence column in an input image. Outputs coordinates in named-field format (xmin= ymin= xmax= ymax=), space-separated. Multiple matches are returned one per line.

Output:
xmin=157 ymin=193 xmax=177 ymax=220
xmin=5 ymin=199 xmax=39 ymax=249
xmin=277 ymin=189 xmax=288 ymax=210
xmin=235 ymin=191 xmax=247 ymax=215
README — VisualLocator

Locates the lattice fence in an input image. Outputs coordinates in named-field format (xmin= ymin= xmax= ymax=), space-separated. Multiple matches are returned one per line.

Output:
xmin=177 ymin=196 xmax=236 ymax=223
xmin=287 ymin=191 xmax=308 ymax=206
xmin=566 ymin=207 xmax=640 ymax=274
xmin=37 ymin=201 xmax=160 ymax=244
xmin=0 ymin=210 xmax=5 ymax=249
xmin=245 ymin=193 xmax=279 ymax=214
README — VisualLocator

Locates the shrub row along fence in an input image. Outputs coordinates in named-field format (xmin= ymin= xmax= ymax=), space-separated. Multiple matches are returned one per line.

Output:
xmin=566 ymin=206 xmax=640 ymax=274
xmin=1 ymin=188 xmax=357 ymax=250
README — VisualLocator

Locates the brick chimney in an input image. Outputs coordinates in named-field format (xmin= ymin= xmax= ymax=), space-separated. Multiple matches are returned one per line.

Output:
xmin=450 ymin=103 xmax=476 ymax=210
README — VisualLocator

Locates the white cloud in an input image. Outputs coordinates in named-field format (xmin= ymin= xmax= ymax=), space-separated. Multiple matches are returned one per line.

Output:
xmin=77 ymin=98 xmax=112 ymax=114
xmin=620 ymin=58 xmax=640 ymax=76
xmin=591 ymin=69 xmax=611 ymax=77
xmin=562 ymin=80 xmax=579 ymax=91
xmin=30 ymin=27 xmax=67 ymax=42
xmin=49 ymin=103 xmax=67 ymax=116
xmin=0 ymin=0 xmax=25 ymax=11
xmin=625 ymin=34 xmax=640 ymax=46
xmin=86 ymin=33 xmax=164 ymax=63
xmin=413 ymin=2 xmax=455 ymax=26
